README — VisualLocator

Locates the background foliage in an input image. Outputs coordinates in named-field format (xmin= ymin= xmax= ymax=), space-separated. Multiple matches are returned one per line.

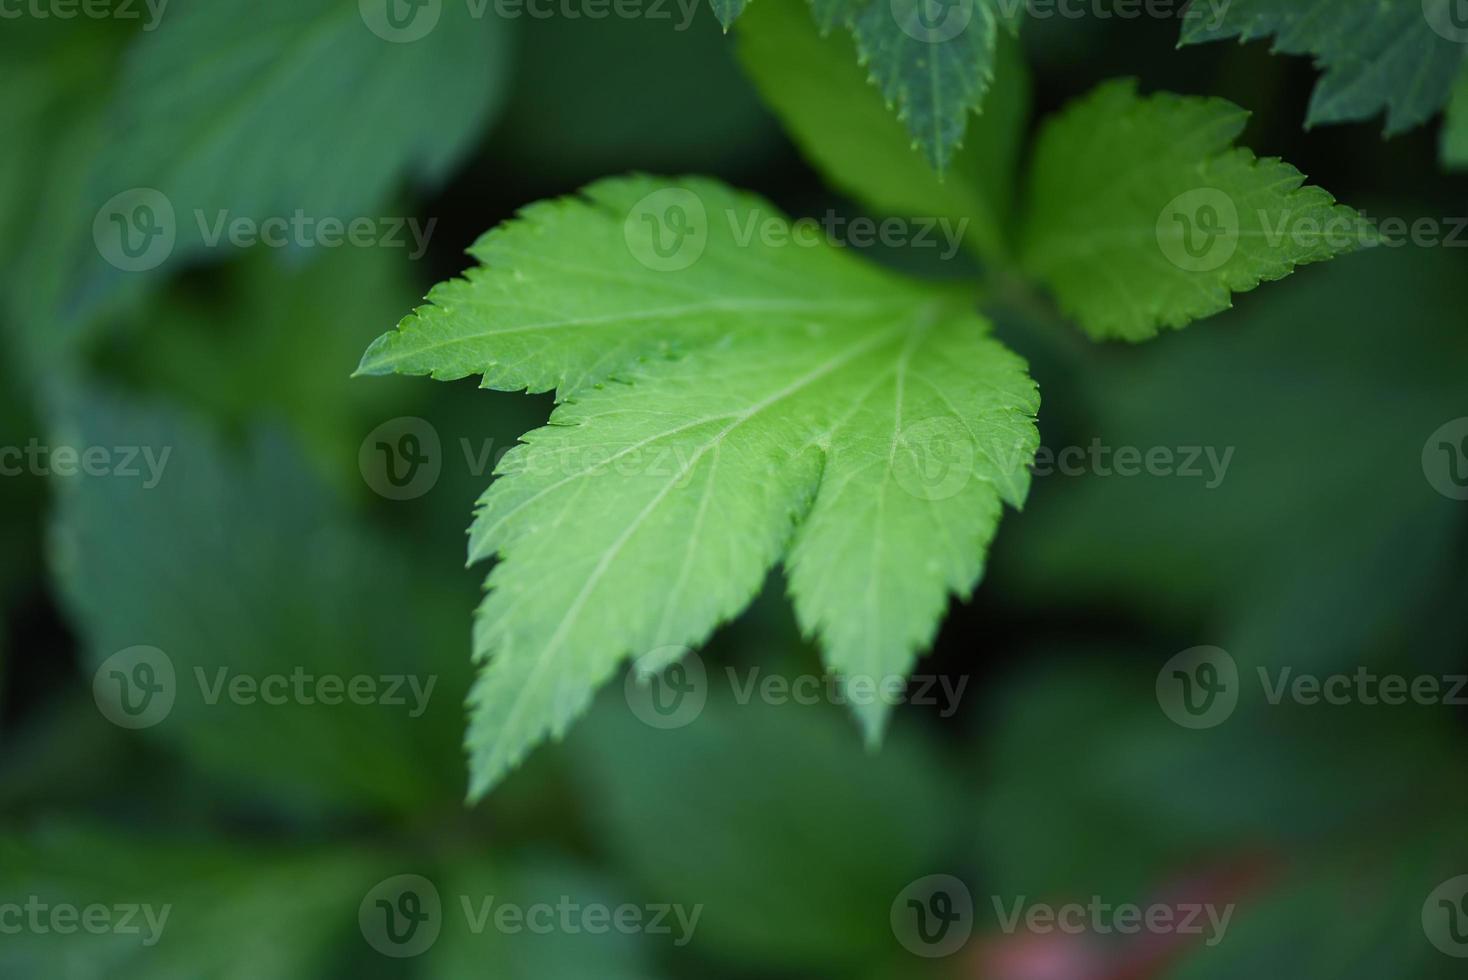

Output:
xmin=1 ymin=1 xmax=1465 ymax=977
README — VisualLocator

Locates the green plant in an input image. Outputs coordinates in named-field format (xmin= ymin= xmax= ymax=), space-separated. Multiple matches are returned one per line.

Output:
xmin=357 ymin=0 xmax=1394 ymax=795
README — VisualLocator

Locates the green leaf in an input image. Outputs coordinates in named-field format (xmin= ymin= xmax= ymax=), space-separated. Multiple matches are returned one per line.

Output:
xmin=1180 ymin=0 xmax=1468 ymax=136
xmin=1444 ymin=64 xmax=1468 ymax=170
xmin=423 ymin=861 xmax=670 ymax=979
xmin=574 ymin=694 xmax=954 ymax=968
xmin=718 ymin=0 xmax=1019 ymax=170
xmin=49 ymin=392 xmax=472 ymax=814
xmin=1164 ymin=837 xmax=1464 ymax=980
xmin=1000 ymin=243 xmax=1468 ymax=665
xmin=80 ymin=0 xmax=510 ymax=294
xmin=0 ymin=826 xmax=379 ymax=980
xmin=825 ymin=0 xmax=1015 ymax=170
xmin=0 ymin=17 xmax=130 ymax=359
xmin=99 ymin=245 xmax=422 ymax=496
xmin=735 ymin=0 xmax=1030 ymax=261
xmin=710 ymin=0 xmax=750 ymax=28
xmin=359 ymin=175 xmax=1040 ymax=796
xmin=974 ymin=656 xmax=1467 ymax=901
xmin=1019 ymin=79 xmax=1372 ymax=341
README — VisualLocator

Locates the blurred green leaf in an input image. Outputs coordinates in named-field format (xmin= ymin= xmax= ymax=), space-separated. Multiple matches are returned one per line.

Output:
xmin=0 ymin=16 xmax=130 ymax=365
xmin=1443 ymin=65 xmax=1468 ymax=171
xmin=0 ymin=825 xmax=381 ymax=980
xmin=48 ymin=392 xmax=473 ymax=815
xmin=973 ymin=655 xmax=1465 ymax=900
xmin=1165 ymin=835 xmax=1464 ymax=980
xmin=719 ymin=0 xmax=1020 ymax=171
xmin=421 ymin=860 xmax=670 ymax=979
xmin=76 ymin=0 xmax=512 ymax=304
xmin=573 ymin=693 xmax=955 ymax=970
xmin=1181 ymin=0 xmax=1467 ymax=136
xmin=1001 ymin=244 xmax=1468 ymax=667
xmin=98 ymin=245 xmax=423 ymax=496
xmin=736 ymin=0 xmax=1029 ymax=262
xmin=814 ymin=0 xmax=1018 ymax=171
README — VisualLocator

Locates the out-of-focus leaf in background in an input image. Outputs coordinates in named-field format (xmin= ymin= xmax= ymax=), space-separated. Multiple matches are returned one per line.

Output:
xmin=735 ymin=0 xmax=1030 ymax=264
xmin=71 ymin=0 xmax=512 ymax=312
xmin=1 ymin=4 xmax=1465 ymax=978
xmin=420 ymin=861 xmax=669 ymax=980
xmin=998 ymin=244 xmax=1468 ymax=671
xmin=573 ymin=691 xmax=956 ymax=973
xmin=94 ymin=246 xmax=422 ymax=496
xmin=1444 ymin=67 xmax=1468 ymax=171
xmin=973 ymin=656 xmax=1461 ymax=897
xmin=0 ymin=827 xmax=381 ymax=980
xmin=0 ymin=15 xmax=129 ymax=369
xmin=48 ymin=392 xmax=473 ymax=815
xmin=1180 ymin=0 xmax=1467 ymax=136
